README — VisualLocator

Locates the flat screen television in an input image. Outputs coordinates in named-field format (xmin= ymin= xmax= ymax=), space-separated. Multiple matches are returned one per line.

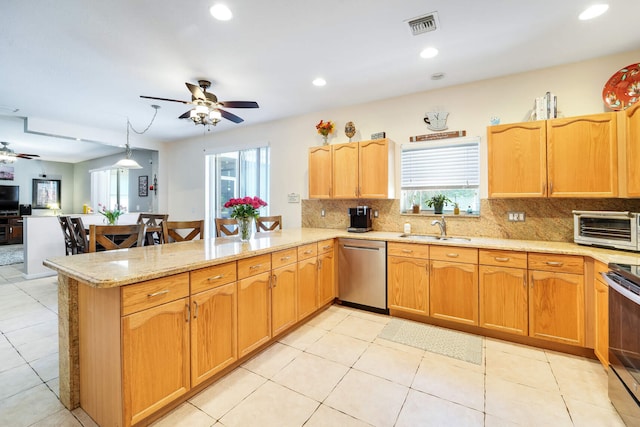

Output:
xmin=0 ymin=185 xmax=19 ymax=212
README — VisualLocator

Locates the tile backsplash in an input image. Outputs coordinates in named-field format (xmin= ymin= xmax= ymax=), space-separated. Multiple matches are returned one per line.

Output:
xmin=302 ymin=198 xmax=640 ymax=242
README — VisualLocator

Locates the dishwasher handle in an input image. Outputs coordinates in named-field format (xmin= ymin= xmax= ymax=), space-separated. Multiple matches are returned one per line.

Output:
xmin=342 ymin=244 xmax=381 ymax=252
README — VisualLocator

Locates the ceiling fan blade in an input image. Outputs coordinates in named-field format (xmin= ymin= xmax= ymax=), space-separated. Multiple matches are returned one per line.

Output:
xmin=16 ymin=154 xmax=40 ymax=159
xmin=186 ymin=82 xmax=206 ymax=100
xmin=218 ymin=108 xmax=244 ymax=124
xmin=204 ymin=92 xmax=218 ymax=103
xmin=219 ymin=101 xmax=259 ymax=109
xmin=178 ymin=110 xmax=193 ymax=119
xmin=140 ymin=95 xmax=191 ymax=105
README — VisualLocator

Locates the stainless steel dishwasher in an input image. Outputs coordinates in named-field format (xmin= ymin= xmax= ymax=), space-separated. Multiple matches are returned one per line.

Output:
xmin=338 ymin=238 xmax=388 ymax=314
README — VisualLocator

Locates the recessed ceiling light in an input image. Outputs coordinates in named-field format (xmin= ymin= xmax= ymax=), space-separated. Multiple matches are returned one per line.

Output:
xmin=210 ymin=4 xmax=232 ymax=21
xmin=312 ymin=78 xmax=327 ymax=87
xmin=420 ymin=47 xmax=439 ymax=59
xmin=579 ymin=4 xmax=609 ymax=20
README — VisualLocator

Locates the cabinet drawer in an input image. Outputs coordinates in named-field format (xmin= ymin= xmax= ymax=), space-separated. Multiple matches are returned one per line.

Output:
xmin=528 ymin=253 xmax=584 ymax=274
xmin=272 ymin=247 xmax=297 ymax=269
xmin=298 ymin=243 xmax=318 ymax=260
xmin=121 ymin=273 xmax=189 ymax=316
xmin=388 ymin=242 xmax=429 ymax=259
xmin=191 ymin=261 xmax=237 ymax=294
xmin=479 ymin=249 xmax=527 ymax=269
xmin=317 ymin=239 xmax=335 ymax=254
xmin=238 ymin=254 xmax=271 ymax=279
xmin=430 ymin=245 xmax=478 ymax=264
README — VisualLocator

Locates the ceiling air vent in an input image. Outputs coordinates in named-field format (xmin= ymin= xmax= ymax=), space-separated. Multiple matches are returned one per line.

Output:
xmin=407 ymin=12 xmax=439 ymax=36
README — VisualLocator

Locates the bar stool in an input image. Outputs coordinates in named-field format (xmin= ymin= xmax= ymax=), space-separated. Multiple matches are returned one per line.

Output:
xmin=215 ymin=218 xmax=238 ymax=237
xmin=255 ymin=215 xmax=282 ymax=232
xmin=167 ymin=220 xmax=204 ymax=242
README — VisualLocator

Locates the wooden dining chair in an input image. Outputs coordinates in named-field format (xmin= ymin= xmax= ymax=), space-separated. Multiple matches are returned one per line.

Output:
xmin=89 ymin=224 xmax=146 ymax=252
xmin=166 ymin=220 xmax=204 ymax=242
xmin=215 ymin=218 xmax=238 ymax=237
xmin=70 ymin=217 xmax=89 ymax=254
xmin=256 ymin=215 xmax=282 ymax=232
xmin=136 ymin=213 xmax=169 ymax=245
xmin=57 ymin=216 xmax=78 ymax=255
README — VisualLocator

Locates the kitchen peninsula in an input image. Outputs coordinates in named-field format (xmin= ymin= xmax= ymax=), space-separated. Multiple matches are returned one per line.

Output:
xmin=44 ymin=228 xmax=640 ymax=426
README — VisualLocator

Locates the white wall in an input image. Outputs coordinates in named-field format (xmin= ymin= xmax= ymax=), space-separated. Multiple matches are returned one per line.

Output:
xmin=164 ymin=48 xmax=640 ymax=227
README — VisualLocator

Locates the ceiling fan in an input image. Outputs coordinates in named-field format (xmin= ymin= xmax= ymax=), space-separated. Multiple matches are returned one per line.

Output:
xmin=0 ymin=142 xmax=40 ymax=163
xmin=140 ymin=80 xmax=259 ymax=126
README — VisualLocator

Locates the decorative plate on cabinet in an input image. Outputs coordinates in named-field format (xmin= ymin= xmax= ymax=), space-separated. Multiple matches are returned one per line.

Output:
xmin=602 ymin=63 xmax=640 ymax=110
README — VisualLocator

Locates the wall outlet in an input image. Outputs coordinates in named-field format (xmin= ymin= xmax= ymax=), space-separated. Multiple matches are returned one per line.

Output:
xmin=374 ymin=210 xmax=379 ymax=218
xmin=508 ymin=212 xmax=526 ymax=222
xmin=321 ymin=209 xmax=325 ymax=217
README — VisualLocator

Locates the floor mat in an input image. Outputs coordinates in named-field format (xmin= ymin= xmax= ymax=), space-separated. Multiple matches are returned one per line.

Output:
xmin=0 ymin=244 xmax=23 ymax=266
xmin=378 ymin=318 xmax=483 ymax=365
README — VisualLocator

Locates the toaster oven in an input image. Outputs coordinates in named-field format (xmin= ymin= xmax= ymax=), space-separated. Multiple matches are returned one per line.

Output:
xmin=573 ymin=211 xmax=640 ymax=252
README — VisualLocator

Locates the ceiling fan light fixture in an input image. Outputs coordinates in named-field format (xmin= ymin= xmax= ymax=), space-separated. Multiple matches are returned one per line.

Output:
xmin=209 ymin=110 xmax=222 ymax=121
xmin=0 ymin=154 xmax=16 ymax=164
xmin=195 ymin=104 xmax=209 ymax=116
xmin=210 ymin=4 xmax=232 ymax=21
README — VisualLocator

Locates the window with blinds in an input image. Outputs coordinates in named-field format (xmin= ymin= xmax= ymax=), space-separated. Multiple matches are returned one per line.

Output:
xmin=401 ymin=137 xmax=480 ymax=214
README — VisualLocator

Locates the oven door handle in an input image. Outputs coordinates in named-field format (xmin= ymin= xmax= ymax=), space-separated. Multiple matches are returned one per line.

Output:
xmin=602 ymin=272 xmax=640 ymax=305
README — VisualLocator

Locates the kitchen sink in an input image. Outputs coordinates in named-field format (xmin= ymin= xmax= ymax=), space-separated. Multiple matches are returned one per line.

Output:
xmin=399 ymin=234 xmax=471 ymax=242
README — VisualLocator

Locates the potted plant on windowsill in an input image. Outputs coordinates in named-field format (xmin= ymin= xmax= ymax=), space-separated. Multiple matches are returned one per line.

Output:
xmin=425 ymin=194 xmax=452 ymax=215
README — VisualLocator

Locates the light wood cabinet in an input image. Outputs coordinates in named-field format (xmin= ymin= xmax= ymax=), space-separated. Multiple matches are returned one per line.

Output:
xmin=297 ymin=255 xmax=318 ymax=320
xmin=318 ymin=239 xmax=336 ymax=306
xmin=237 ymin=271 xmax=272 ymax=358
xmin=311 ymin=138 xmax=394 ymax=199
xmin=547 ymin=113 xmax=618 ymax=197
xmin=594 ymin=261 xmax=609 ymax=367
xmin=488 ymin=112 xmax=618 ymax=198
xmin=528 ymin=253 xmax=585 ymax=346
xmin=479 ymin=265 xmax=528 ymax=336
xmin=122 ymin=298 xmax=190 ymax=426
xmin=623 ymin=103 xmax=640 ymax=196
xmin=271 ymin=263 xmax=298 ymax=337
xmin=308 ymin=146 xmax=332 ymax=199
xmin=429 ymin=246 xmax=479 ymax=326
xmin=190 ymin=282 xmax=237 ymax=387
xmin=332 ymin=142 xmax=359 ymax=198
xmin=387 ymin=242 xmax=430 ymax=315
xmin=487 ymin=121 xmax=547 ymax=197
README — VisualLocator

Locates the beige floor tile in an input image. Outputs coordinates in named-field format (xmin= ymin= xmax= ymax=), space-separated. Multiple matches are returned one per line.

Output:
xmin=555 ymin=370 xmax=611 ymax=408
xmin=30 ymin=408 xmax=82 ymax=426
xmin=331 ymin=315 xmax=387 ymax=342
xmin=486 ymin=347 xmax=558 ymax=391
xmin=353 ymin=343 xmax=421 ymax=386
xmin=0 ymin=364 xmax=43 ymax=400
xmin=4 ymin=320 xmax=58 ymax=347
xmin=305 ymin=332 xmax=369 ymax=367
xmin=412 ymin=355 xmax=485 ymax=411
xmin=324 ymin=369 xmax=408 ymax=427
xmin=0 ymin=384 xmax=64 ymax=427
xmin=46 ymin=377 xmax=60 ymax=398
xmin=219 ymin=380 xmax=318 ymax=427
xmin=272 ymin=352 xmax=349 ymax=401
xmin=304 ymin=404 xmax=372 ymax=427
xmin=564 ymin=397 xmax=625 ymax=427
xmin=305 ymin=308 xmax=350 ymax=330
xmin=484 ymin=413 xmax=522 ymax=426
xmin=190 ymin=367 xmax=267 ymax=420
xmin=343 ymin=308 xmax=391 ymax=325
xmin=485 ymin=337 xmax=548 ymax=362
xmin=278 ymin=324 xmax=327 ymax=350
xmin=396 ymin=389 xmax=484 ymax=427
xmin=71 ymin=407 xmax=99 ymax=427
xmin=241 ymin=342 xmax=301 ymax=379
xmin=485 ymin=376 xmax=572 ymax=426
xmin=14 ymin=333 xmax=58 ymax=362
xmin=0 ymin=345 xmax=26 ymax=373
xmin=151 ymin=402 xmax=215 ymax=427
xmin=29 ymin=351 xmax=59 ymax=382
xmin=0 ymin=309 xmax=58 ymax=334
xmin=546 ymin=350 xmax=604 ymax=372
xmin=422 ymin=347 xmax=486 ymax=374
xmin=372 ymin=336 xmax=426 ymax=357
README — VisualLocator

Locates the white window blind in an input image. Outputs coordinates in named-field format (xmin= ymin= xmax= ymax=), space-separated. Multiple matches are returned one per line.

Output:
xmin=401 ymin=139 xmax=479 ymax=190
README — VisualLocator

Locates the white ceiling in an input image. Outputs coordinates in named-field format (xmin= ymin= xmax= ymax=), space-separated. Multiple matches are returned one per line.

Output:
xmin=1 ymin=0 xmax=639 ymax=162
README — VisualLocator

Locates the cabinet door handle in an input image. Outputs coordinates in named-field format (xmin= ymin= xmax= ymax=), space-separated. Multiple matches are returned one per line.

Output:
xmin=147 ymin=289 xmax=169 ymax=298
xmin=402 ymin=249 xmax=413 ymax=253
xmin=494 ymin=257 xmax=510 ymax=262
xmin=318 ymin=259 xmax=323 ymax=270
xmin=208 ymin=274 xmax=224 ymax=281
xmin=550 ymin=182 xmax=554 ymax=194
xmin=446 ymin=253 xmax=459 ymax=258
xmin=271 ymin=274 xmax=277 ymax=288
xmin=280 ymin=256 xmax=291 ymax=261
xmin=193 ymin=301 xmax=199 ymax=319
xmin=545 ymin=261 xmax=564 ymax=267
xmin=425 ymin=264 xmax=429 ymax=274
xmin=185 ymin=303 xmax=190 ymax=322
xmin=523 ymin=276 xmax=527 ymax=288
xmin=303 ymin=250 xmax=313 ymax=255
xmin=249 ymin=264 xmax=262 ymax=270
xmin=322 ymin=245 xmax=331 ymax=250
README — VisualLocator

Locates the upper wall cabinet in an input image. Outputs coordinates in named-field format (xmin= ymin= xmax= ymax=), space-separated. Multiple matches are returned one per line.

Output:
xmin=622 ymin=103 xmax=640 ymax=197
xmin=309 ymin=138 xmax=395 ymax=200
xmin=488 ymin=112 xmax=618 ymax=198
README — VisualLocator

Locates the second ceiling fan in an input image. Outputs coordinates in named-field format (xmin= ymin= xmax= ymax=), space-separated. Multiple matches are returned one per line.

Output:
xmin=140 ymin=80 xmax=259 ymax=126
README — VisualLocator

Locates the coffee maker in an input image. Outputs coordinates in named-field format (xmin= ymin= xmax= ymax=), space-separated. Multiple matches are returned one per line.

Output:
xmin=347 ymin=206 xmax=373 ymax=232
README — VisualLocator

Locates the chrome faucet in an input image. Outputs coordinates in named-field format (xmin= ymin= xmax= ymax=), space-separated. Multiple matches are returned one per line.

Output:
xmin=431 ymin=215 xmax=447 ymax=238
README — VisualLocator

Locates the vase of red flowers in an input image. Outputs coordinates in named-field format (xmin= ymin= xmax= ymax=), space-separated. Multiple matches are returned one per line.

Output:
xmin=315 ymin=120 xmax=335 ymax=145
xmin=223 ymin=196 xmax=268 ymax=241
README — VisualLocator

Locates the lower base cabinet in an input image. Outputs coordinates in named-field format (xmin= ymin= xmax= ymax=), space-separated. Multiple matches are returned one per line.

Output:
xmin=479 ymin=265 xmax=528 ymax=336
xmin=594 ymin=268 xmax=609 ymax=366
xmin=387 ymin=255 xmax=429 ymax=315
xmin=297 ymin=254 xmax=318 ymax=320
xmin=237 ymin=271 xmax=272 ymax=357
xmin=317 ymin=240 xmax=336 ymax=306
xmin=271 ymin=264 xmax=298 ymax=336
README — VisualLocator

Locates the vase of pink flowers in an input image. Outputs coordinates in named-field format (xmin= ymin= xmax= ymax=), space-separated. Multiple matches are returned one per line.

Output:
xmin=223 ymin=196 xmax=268 ymax=241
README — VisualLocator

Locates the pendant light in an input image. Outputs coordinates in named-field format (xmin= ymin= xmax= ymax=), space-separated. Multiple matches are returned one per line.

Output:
xmin=113 ymin=105 xmax=160 ymax=169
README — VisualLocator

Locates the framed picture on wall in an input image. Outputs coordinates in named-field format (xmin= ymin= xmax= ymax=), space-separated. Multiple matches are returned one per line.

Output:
xmin=32 ymin=179 xmax=61 ymax=209
xmin=138 ymin=175 xmax=148 ymax=197
xmin=0 ymin=165 xmax=14 ymax=181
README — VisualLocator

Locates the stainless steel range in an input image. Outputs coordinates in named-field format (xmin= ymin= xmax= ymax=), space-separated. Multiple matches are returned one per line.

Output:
xmin=602 ymin=263 xmax=640 ymax=425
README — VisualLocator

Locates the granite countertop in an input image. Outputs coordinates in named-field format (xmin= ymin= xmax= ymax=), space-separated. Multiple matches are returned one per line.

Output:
xmin=43 ymin=228 xmax=640 ymax=288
